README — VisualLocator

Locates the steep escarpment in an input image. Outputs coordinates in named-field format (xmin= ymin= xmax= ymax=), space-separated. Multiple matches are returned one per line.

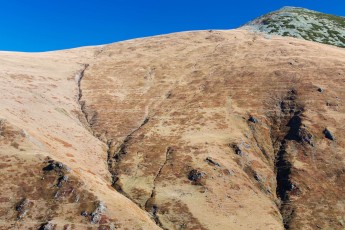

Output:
xmin=79 ymin=29 xmax=345 ymax=229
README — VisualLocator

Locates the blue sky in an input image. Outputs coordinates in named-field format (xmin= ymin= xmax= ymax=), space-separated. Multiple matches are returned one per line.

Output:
xmin=0 ymin=0 xmax=344 ymax=52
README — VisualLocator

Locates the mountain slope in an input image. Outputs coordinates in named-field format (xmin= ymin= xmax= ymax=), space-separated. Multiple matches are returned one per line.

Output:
xmin=0 ymin=49 xmax=160 ymax=230
xmin=80 ymin=29 xmax=345 ymax=230
xmin=1 ymin=24 xmax=345 ymax=230
xmin=244 ymin=6 xmax=345 ymax=48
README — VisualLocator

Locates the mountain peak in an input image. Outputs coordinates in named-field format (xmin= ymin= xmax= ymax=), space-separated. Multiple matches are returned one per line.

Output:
xmin=279 ymin=6 xmax=313 ymax=11
xmin=244 ymin=7 xmax=345 ymax=48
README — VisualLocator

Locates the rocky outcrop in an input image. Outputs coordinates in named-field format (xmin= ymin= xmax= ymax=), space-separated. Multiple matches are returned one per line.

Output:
xmin=244 ymin=6 xmax=345 ymax=48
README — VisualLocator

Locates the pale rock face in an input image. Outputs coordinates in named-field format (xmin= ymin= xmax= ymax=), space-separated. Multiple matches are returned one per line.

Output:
xmin=1 ymin=27 xmax=345 ymax=230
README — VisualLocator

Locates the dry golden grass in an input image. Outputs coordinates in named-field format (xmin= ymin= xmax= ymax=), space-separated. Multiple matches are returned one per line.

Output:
xmin=1 ymin=29 xmax=345 ymax=229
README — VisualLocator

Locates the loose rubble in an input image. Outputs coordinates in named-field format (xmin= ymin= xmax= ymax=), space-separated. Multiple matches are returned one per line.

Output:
xmin=39 ymin=222 xmax=54 ymax=230
xmin=298 ymin=127 xmax=314 ymax=146
xmin=188 ymin=169 xmax=205 ymax=184
xmin=91 ymin=201 xmax=106 ymax=224
xmin=15 ymin=198 xmax=30 ymax=220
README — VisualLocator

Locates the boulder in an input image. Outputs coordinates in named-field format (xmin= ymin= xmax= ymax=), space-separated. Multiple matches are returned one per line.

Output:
xmin=323 ymin=128 xmax=335 ymax=141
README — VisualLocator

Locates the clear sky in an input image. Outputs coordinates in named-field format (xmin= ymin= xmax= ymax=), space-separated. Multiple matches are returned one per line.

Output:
xmin=0 ymin=0 xmax=344 ymax=52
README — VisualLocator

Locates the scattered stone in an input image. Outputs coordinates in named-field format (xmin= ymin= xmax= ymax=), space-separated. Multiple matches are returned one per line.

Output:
xmin=74 ymin=194 xmax=80 ymax=203
xmin=57 ymin=175 xmax=69 ymax=187
xmin=326 ymin=101 xmax=337 ymax=107
xmin=205 ymin=157 xmax=221 ymax=167
xmin=53 ymin=191 xmax=61 ymax=199
xmin=298 ymin=128 xmax=314 ymax=146
xmin=152 ymin=204 xmax=158 ymax=216
xmin=15 ymin=198 xmax=30 ymax=220
xmin=317 ymin=87 xmax=324 ymax=92
xmin=91 ymin=201 xmax=106 ymax=224
xmin=17 ymin=209 xmax=28 ymax=220
xmin=188 ymin=169 xmax=205 ymax=183
xmin=43 ymin=160 xmax=68 ymax=172
xmin=38 ymin=222 xmax=53 ymax=230
xmin=323 ymin=128 xmax=335 ymax=141
xmin=230 ymin=144 xmax=243 ymax=156
xmin=290 ymin=183 xmax=301 ymax=196
xmin=15 ymin=198 xmax=28 ymax=211
xmin=248 ymin=115 xmax=258 ymax=123
xmin=254 ymin=172 xmax=264 ymax=183
xmin=91 ymin=213 xmax=101 ymax=224
xmin=243 ymin=142 xmax=251 ymax=149
xmin=81 ymin=211 xmax=88 ymax=217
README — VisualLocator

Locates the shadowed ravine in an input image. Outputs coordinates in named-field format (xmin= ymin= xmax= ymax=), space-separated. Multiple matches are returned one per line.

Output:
xmin=270 ymin=90 xmax=305 ymax=229
xmin=77 ymin=66 xmax=165 ymax=228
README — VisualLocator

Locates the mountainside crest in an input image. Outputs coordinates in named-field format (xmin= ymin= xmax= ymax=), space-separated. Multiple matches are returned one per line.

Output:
xmin=244 ymin=6 xmax=345 ymax=47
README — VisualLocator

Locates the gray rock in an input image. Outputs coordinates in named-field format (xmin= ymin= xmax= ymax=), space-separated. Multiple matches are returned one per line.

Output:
xmin=206 ymin=157 xmax=221 ymax=167
xmin=323 ymin=128 xmax=335 ymax=141
xmin=188 ymin=169 xmax=205 ymax=183
xmin=254 ymin=172 xmax=264 ymax=183
xmin=39 ymin=222 xmax=53 ymax=230
xmin=43 ymin=160 xmax=68 ymax=172
xmin=91 ymin=201 xmax=106 ymax=224
xmin=248 ymin=115 xmax=258 ymax=123
xmin=81 ymin=211 xmax=88 ymax=217
xmin=231 ymin=144 xmax=243 ymax=156
xmin=15 ymin=198 xmax=30 ymax=220
xmin=299 ymin=128 xmax=315 ymax=146
xmin=57 ymin=175 xmax=68 ymax=187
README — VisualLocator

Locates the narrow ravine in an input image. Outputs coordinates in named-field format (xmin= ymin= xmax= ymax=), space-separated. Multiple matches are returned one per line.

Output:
xmin=76 ymin=66 xmax=165 ymax=229
xmin=107 ymin=117 xmax=149 ymax=193
xmin=275 ymin=139 xmax=295 ymax=229
xmin=144 ymin=147 xmax=173 ymax=229
xmin=269 ymin=89 xmax=303 ymax=229
xmin=76 ymin=64 xmax=93 ymax=132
